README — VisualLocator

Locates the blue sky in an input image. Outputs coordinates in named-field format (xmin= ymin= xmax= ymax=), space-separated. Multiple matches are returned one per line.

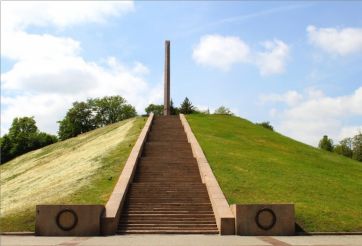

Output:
xmin=1 ymin=1 xmax=362 ymax=146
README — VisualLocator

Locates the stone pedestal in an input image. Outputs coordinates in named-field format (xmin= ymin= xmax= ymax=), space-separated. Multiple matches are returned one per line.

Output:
xmin=35 ymin=205 xmax=104 ymax=236
xmin=231 ymin=204 xmax=295 ymax=236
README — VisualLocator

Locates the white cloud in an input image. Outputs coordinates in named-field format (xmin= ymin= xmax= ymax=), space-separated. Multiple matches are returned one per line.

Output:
xmin=339 ymin=126 xmax=362 ymax=141
xmin=1 ymin=57 xmax=161 ymax=134
xmin=269 ymin=108 xmax=277 ymax=117
xmin=1 ymin=1 xmax=163 ymax=136
xmin=192 ymin=35 xmax=250 ymax=71
xmin=260 ymin=90 xmax=303 ymax=106
xmin=192 ymin=35 xmax=289 ymax=75
xmin=256 ymin=39 xmax=289 ymax=75
xmin=1 ymin=1 xmax=134 ymax=32
xmin=263 ymin=87 xmax=362 ymax=146
xmin=2 ymin=31 xmax=80 ymax=61
xmin=307 ymin=25 xmax=362 ymax=56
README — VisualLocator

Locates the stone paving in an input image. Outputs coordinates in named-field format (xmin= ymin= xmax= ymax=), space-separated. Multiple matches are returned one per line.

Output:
xmin=1 ymin=235 xmax=362 ymax=246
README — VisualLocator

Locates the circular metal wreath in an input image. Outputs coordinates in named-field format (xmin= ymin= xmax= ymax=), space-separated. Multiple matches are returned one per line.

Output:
xmin=255 ymin=208 xmax=277 ymax=231
xmin=56 ymin=209 xmax=78 ymax=231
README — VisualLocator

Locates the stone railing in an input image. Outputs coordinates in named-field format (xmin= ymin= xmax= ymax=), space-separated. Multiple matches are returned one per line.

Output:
xmin=101 ymin=113 xmax=154 ymax=235
xmin=179 ymin=114 xmax=235 ymax=235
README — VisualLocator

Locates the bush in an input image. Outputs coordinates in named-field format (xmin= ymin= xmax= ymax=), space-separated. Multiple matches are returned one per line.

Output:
xmin=318 ymin=135 xmax=333 ymax=152
xmin=334 ymin=137 xmax=353 ymax=158
xmin=352 ymin=132 xmax=362 ymax=161
xmin=145 ymin=104 xmax=163 ymax=116
xmin=214 ymin=106 xmax=233 ymax=115
xmin=256 ymin=121 xmax=274 ymax=131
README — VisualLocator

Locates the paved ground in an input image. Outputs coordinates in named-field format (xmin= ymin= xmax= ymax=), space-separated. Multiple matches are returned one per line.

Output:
xmin=1 ymin=235 xmax=362 ymax=246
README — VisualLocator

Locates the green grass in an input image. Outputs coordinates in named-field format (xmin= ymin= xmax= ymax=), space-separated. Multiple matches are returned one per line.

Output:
xmin=186 ymin=114 xmax=362 ymax=232
xmin=0 ymin=117 xmax=146 ymax=232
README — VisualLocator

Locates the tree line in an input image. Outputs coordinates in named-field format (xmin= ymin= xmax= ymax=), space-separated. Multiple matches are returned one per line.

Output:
xmin=2 ymin=96 xmax=229 ymax=164
xmin=0 ymin=117 xmax=58 ymax=163
xmin=145 ymin=97 xmax=234 ymax=116
xmin=319 ymin=133 xmax=362 ymax=162
xmin=1 ymin=96 xmax=136 ymax=164
xmin=58 ymin=96 xmax=136 ymax=140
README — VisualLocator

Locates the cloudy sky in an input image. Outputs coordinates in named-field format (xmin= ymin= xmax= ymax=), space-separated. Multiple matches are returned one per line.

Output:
xmin=1 ymin=1 xmax=362 ymax=146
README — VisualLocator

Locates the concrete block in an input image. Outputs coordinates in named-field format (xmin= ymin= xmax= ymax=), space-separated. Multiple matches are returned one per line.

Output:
xmin=231 ymin=204 xmax=295 ymax=236
xmin=220 ymin=217 xmax=236 ymax=235
xmin=35 ymin=205 xmax=104 ymax=236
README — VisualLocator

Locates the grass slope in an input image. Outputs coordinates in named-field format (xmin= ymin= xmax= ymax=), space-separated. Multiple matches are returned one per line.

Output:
xmin=186 ymin=114 xmax=362 ymax=232
xmin=0 ymin=117 xmax=146 ymax=232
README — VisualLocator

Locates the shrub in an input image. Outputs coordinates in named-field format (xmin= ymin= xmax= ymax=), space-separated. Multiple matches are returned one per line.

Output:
xmin=214 ymin=106 xmax=233 ymax=115
xmin=256 ymin=121 xmax=274 ymax=131
xmin=318 ymin=135 xmax=333 ymax=152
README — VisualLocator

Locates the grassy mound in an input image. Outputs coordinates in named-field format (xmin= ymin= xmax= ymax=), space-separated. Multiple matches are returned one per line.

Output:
xmin=0 ymin=117 xmax=146 ymax=232
xmin=186 ymin=114 xmax=362 ymax=232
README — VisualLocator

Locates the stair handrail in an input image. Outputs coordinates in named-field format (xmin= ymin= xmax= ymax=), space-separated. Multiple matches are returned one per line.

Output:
xmin=180 ymin=114 xmax=235 ymax=235
xmin=101 ymin=113 xmax=154 ymax=235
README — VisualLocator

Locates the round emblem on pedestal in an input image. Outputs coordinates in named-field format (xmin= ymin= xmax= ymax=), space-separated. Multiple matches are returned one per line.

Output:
xmin=56 ymin=209 xmax=78 ymax=231
xmin=255 ymin=208 xmax=276 ymax=230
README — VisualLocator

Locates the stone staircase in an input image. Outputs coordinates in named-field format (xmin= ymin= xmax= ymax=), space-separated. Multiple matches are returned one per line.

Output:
xmin=118 ymin=116 xmax=218 ymax=234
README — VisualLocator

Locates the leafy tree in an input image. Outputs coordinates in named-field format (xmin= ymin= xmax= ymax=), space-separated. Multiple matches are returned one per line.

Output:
xmin=318 ymin=135 xmax=333 ymax=152
xmin=58 ymin=102 xmax=96 ymax=140
xmin=334 ymin=137 xmax=353 ymax=158
xmin=58 ymin=96 xmax=136 ymax=140
xmin=34 ymin=132 xmax=58 ymax=149
xmin=1 ymin=117 xmax=57 ymax=164
xmin=145 ymin=104 xmax=164 ymax=116
xmin=8 ymin=117 xmax=39 ymax=157
xmin=256 ymin=121 xmax=274 ymax=131
xmin=90 ymin=96 xmax=136 ymax=126
xmin=214 ymin=106 xmax=233 ymax=115
xmin=0 ymin=135 xmax=13 ymax=163
xmin=179 ymin=97 xmax=195 ymax=114
xmin=352 ymin=132 xmax=362 ymax=161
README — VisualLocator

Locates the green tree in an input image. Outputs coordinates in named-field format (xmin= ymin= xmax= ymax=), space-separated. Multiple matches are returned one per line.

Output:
xmin=90 ymin=96 xmax=136 ymax=126
xmin=1 ymin=117 xmax=57 ymax=164
xmin=179 ymin=97 xmax=195 ymax=114
xmin=58 ymin=96 xmax=137 ymax=140
xmin=256 ymin=121 xmax=274 ymax=131
xmin=145 ymin=104 xmax=164 ymax=116
xmin=0 ymin=135 xmax=13 ymax=163
xmin=8 ymin=117 xmax=39 ymax=157
xmin=352 ymin=132 xmax=362 ymax=161
xmin=334 ymin=137 xmax=353 ymax=158
xmin=214 ymin=106 xmax=233 ymax=115
xmin=58 ymin=101 xmax=96 ymax=140
xmin=318 ymin=135 xmax=334 ymax=152
xmin=34 ymin=132 xmax=58 ymax=149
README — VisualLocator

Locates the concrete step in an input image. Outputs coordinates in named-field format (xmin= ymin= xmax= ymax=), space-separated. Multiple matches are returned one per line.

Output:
xmin=117 ymin=229 xmax=219 ymax=234
xmin=139 ymin=157 xmax=197 ymax=163
xmin=118 ymin=224 xmax=217 ymax=229
xmin=118 ymin=116 xmax=217 ymax=234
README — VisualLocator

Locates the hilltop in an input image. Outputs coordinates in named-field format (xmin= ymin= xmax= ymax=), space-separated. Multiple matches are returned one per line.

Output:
xmin=186 ymin=114 xmax=362 ymax=232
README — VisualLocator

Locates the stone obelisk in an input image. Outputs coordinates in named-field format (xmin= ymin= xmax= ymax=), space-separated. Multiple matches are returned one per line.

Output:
xmin=164 ymin=40 xmax=171 ymax=116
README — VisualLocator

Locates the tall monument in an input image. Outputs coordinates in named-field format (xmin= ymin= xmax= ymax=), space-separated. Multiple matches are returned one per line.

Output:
xmin=164 ymin=40 xmax=171 ymax=116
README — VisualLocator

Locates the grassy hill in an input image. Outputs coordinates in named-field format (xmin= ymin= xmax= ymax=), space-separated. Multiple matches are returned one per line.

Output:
xmin=0 ymin=117 xmax=146 ymax=232
xmin=186 ymin=114 xmax=362 ymax=232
